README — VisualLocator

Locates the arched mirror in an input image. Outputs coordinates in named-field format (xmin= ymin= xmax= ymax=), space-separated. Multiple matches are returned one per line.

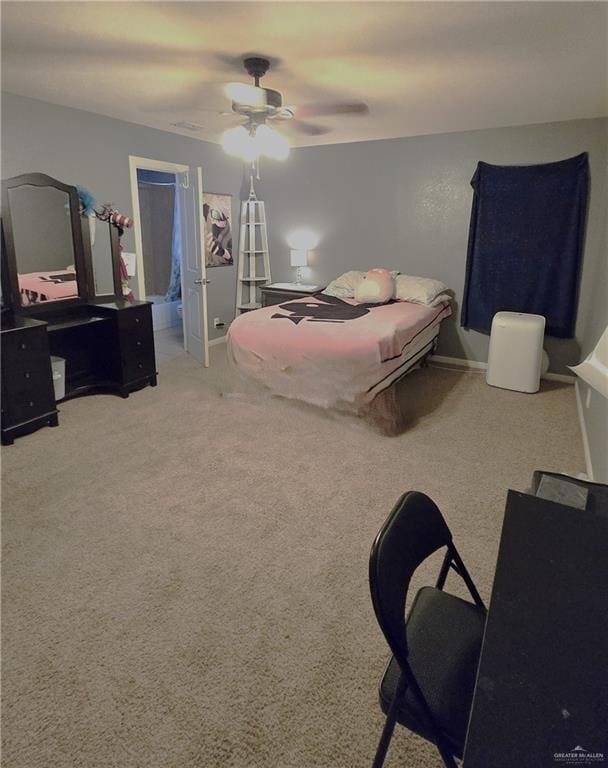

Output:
xmin=1 ymin=173 xmax=121 ymax=314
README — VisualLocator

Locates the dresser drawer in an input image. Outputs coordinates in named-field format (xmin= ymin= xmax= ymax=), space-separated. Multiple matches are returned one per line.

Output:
xmin=3 ymin=355 xmax=52 ymax=385
xmin=120 ymin=332 xmax=150 ymax=359
xmin=4 ymin=390 xmax=55 ymax=427
xmin=2 ymin=365 xmax=51 ymax=399
xmin=2 ymin=325 xmax=49 ymax=358
xmin=116 ymin=304 xmax=153 ymax=336
xmin=121 ymin=351 xmax=156 ymax=382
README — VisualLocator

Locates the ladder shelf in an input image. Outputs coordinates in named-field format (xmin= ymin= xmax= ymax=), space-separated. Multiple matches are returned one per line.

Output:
xmin=235 ymin=176 xmax=271 ymax=315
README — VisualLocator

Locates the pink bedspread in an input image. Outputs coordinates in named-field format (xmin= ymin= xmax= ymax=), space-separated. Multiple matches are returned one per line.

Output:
xmin=18 ymin=271 xmax=78 ymax=304
xmin=227 ymin=295 xmax=451 ymax=411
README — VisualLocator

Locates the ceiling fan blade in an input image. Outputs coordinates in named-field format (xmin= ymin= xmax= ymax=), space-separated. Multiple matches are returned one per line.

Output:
xmin=290 ymin=119 xmax=332 ymax=136
xmin=295 ymin=102 xmax=369 ymax=119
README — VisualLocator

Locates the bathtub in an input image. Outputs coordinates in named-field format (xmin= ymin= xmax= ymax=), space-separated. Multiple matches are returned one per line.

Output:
xmin=147 ymin=296 xmax=182 ymax=331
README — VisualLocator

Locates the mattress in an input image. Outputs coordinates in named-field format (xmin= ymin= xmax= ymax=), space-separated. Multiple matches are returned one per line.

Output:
xmin=227 ymin=293 xmax=451 ymax=412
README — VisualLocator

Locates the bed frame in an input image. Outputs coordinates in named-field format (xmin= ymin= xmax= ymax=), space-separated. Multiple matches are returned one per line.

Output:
xmin=360 ymin=333 xmax=439 ymax=435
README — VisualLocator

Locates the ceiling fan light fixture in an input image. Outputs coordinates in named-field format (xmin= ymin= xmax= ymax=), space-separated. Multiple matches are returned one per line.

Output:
xmin=221 ymin=125 xmax=257 ymax=162
xmin=255 ymin=124 xmax=290 ymax=161
xmin=224 ymin=82 xmax=266 ymax=108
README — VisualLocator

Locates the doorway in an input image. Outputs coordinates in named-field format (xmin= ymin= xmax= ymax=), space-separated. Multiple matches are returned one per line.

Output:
xmin=129 ymin=156 xmax=209 ymax=366
xmin=136 ymin=168 xmax=183 ymax=362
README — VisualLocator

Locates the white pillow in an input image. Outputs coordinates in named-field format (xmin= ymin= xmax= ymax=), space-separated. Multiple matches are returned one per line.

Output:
xmin=322 ymin=270 xmax=364 ymax=298
xmin=395 ymin=274 xmax=449 ymax=305
xmin=323 ymin=269 xmax=399 ymax=299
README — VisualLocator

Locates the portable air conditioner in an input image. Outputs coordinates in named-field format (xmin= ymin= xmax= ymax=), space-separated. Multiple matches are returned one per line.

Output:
xmin=486 ymin=312 xmax=546 ymax=393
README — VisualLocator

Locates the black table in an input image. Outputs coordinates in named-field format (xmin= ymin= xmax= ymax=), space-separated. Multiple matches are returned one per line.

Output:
xmin=464 ymin=490 xmax=608 ymax=768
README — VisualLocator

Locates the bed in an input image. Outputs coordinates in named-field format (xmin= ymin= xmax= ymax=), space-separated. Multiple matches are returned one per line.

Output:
xmin=18 ymin=270 xmax=78 ymax=304
xmin=227 ymin=291 xmax=451 ymax=433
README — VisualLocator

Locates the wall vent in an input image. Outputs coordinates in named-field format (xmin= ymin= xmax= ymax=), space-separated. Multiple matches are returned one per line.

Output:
xmin=171 ymin=121 xmax=204 ymax=132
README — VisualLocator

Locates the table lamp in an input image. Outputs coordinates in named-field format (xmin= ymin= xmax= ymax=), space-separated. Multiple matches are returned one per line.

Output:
xmin=287 ymin=229 xmax=319 ymax=284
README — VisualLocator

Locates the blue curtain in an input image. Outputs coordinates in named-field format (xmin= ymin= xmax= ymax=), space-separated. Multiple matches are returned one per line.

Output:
xmin=165 ymin=190 xmax=182 ymax=302
xmin=461 ymin=153 xmax=589 ymax=338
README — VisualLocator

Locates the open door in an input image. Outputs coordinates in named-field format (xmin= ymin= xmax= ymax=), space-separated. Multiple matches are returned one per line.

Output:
xmin=177 ymin=169 xmax=209 ymax=367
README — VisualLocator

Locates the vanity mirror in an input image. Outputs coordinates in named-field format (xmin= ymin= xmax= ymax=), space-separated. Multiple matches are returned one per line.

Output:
xmin=83 ymin=211 xmax=122 ymax=300
xmin=1 ymin=173 xmax=91 ymax=313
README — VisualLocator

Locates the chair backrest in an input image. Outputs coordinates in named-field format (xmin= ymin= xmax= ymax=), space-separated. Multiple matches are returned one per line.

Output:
xmin=369 ymin=491 xmax=452 ymax=664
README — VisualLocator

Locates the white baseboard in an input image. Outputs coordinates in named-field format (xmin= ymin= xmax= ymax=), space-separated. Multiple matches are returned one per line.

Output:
xmin=574 ymin=380 xmax=594 ymax=481
xmin=429 ymin=354 xmax=575 ymax=384
xmin=430 ymin=355 xmax=487 ymax=371
xmin=208 ymin=335 xmax=227 ymax=347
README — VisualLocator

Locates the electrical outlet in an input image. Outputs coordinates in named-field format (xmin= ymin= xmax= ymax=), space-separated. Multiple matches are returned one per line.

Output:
xmin=213 ymin=317 xmax=223 ymax=329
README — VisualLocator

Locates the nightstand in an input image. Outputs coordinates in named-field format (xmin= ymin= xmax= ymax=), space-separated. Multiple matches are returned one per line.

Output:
xmin=260 ymin=283 xmax=325 ymax=307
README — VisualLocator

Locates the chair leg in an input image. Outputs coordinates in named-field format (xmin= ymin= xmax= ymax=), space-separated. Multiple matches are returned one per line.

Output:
xmin=372 ymin=709 xmax=398 ymax=768
xmin=372 ymin=674 xmax=408 ymax=768
xmin=400 ymin=664 xmax=459 ymax=768
xmin=436 ymin=744 xmax=459 ymax=768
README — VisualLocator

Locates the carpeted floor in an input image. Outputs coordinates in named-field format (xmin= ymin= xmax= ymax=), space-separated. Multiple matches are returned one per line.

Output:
xmin=1 ymin=346 xmax=584 ymax=768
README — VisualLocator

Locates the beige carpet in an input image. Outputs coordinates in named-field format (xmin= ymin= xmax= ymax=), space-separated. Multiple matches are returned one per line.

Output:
xmin=1 ymin=347 xmax=584 ymax=768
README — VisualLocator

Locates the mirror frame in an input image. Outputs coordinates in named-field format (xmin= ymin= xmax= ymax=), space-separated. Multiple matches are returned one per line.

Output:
xmin=1 ymin=172 xmax=92 ymax=315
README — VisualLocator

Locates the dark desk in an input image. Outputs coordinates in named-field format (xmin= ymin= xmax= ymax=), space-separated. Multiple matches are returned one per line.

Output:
xmin=464 ymin=490 xmax=608 ymax=768
xmin=1 ymin=301 xmax=157 ymax=443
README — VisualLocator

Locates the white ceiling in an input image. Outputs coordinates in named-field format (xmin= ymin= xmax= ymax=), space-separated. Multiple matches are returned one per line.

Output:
xmin=2 ymin=1 xmax=606 ymax=147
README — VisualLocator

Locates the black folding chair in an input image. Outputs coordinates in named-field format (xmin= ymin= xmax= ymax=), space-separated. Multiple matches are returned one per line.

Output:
xmin=369 ymin=491 xmax=487 ymax=768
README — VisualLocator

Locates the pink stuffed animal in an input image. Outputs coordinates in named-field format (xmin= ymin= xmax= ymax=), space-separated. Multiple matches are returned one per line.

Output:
xmin=354 ymin=268 xmax=395 ymax=304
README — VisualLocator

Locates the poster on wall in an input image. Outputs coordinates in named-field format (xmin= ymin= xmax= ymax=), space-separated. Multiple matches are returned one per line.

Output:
xmin=202 ymin=192 xmax=233 ymax=267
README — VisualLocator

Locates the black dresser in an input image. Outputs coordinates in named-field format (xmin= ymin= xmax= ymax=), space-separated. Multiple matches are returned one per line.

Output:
xmin=1 ymin=301 xmax=157 ymax=445
xmin=1 ymin=315 xmax=59 ymax=444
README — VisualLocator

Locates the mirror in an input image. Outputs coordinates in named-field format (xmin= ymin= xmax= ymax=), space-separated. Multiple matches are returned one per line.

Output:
xmin=86 ymin=216 xmax=118 ymax=297
xmin=7 ymin=184 xmax=79 ymax=306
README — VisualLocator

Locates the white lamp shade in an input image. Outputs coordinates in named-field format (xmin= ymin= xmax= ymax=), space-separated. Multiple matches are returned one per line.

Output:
xmin=290 ymin=249 xmax=308 ymax=267
xmin=286 ymin=228 xmax=319 ymax=250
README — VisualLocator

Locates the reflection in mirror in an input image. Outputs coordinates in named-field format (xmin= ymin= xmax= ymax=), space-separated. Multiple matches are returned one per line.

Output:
xmin=8 ymin=185 xmax=78 ymax=306
xmin=87 ymin=217 xmax=115 ymax=296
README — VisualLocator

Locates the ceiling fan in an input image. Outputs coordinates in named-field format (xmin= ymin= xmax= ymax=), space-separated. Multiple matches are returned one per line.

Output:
xmin=219 ymin=56 xmax=369 ymax=162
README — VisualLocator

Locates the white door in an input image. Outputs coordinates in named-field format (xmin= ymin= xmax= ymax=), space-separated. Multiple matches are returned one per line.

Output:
xmin=178 ymin=169 xmax=209 ymax=367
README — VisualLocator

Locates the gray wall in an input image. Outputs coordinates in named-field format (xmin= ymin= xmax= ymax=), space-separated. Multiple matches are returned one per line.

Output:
xmin=1 ymin=92 xmax=245 ymax=340
xmin=258 ymin=117 xmax=607 ymax=375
